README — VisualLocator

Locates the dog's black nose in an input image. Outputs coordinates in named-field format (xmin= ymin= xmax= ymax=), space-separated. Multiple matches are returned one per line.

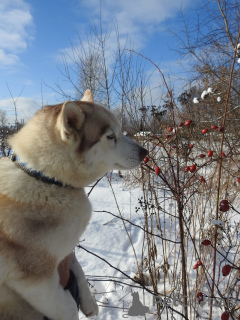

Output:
xmin=139 ymin=147 xmax=148 ymax=161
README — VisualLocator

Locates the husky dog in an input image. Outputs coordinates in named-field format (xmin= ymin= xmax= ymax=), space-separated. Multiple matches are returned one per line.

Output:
xmin=0 ymin=90 xmax=147 ymax=320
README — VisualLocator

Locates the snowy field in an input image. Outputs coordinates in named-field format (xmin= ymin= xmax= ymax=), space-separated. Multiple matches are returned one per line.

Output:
xmin=75 ymin=168 xmax=240 ymax=320
xmin=76 ymin=172 xmax=155 ymax=319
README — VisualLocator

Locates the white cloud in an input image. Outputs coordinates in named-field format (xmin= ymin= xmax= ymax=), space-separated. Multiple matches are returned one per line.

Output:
xmin=0 ymin=0 xmax=34 ymax=68
xmin=57 ymin=0 xmax=194 ymax=66
xmin=81 ymin=0 xmax=193 ymax=49
xmin=58 ymin=0 xmax=194 ymax=70
xmin=0 ymin=49 xmax=20 ymax=66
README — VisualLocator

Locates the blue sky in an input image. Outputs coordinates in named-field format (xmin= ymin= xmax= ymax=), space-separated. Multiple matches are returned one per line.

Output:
xmin=0 ymin=0 xmax=198 ymax=124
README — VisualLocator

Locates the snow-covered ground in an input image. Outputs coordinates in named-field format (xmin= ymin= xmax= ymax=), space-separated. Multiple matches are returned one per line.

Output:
xmin=76 ymin=172 xmax=158 ymax=319
xmin=75 ymin=168 xmax=240 ymax=320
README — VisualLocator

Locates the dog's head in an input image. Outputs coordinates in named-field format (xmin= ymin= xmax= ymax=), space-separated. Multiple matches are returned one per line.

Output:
xmin=9 ymin=90 xmax=147 ymax=188
xmin=57 ymin=90 xmax=147 ymax=186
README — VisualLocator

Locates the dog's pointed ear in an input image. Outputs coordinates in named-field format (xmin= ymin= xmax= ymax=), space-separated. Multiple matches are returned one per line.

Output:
xmin=81 ymin=89 xmax=94 ymax=103
xmin=59 ymin=101 xmax=85 ymax=142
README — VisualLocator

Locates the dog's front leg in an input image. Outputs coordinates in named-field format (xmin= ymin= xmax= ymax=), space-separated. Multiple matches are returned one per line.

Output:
xmin=8 ymin=272 xmax=79 ymax=320
xmin=70 ymin=252 xmax=99 ymax=317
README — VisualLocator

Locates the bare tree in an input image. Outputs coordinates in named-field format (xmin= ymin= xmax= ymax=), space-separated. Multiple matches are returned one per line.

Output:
xmin=172 ymin=0 xmax=240 ymax=130
xmin=0 ymin=110 xmax=7 ymax=126
xmin=55 ymin=20 xmax=159 ymax=135
xmin=0 ymin=110 xmax=9 ymax=157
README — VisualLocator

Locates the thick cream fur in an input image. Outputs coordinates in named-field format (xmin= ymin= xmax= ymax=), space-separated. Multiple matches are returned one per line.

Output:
xmin=0 ymin=90 xmax=147 ymax=319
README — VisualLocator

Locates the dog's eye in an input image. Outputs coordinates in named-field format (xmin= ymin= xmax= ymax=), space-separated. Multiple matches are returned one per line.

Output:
xmin=107 ymin=135 xmax=115 ymax=140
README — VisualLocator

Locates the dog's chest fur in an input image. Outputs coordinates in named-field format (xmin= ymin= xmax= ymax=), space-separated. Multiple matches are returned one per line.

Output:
xmin=0 ymin=159 xmax=92 ymax=280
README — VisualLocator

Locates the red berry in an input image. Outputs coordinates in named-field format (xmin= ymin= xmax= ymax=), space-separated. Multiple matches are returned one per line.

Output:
xmin=179 ymin=122 xmax=184 ymax=127
xmin=197 ymin=261 xmax=202 ymax=266
xmin=222 ymin=264 xmax=231 ymax=276
xmin=220 ymin=200 xmax=230 ymax=212
xmin=199 ymin=154 xmax=205 ymax=158
xmin=221 ymin=311 xmax=230 ymax=320
xmin=200 ymin=176 xmax=206 ymax=183
xmin=168 ymin=127 xmax=173 ymax=132
xmin=218 ymin=126 xmax=224 ymax=132
xmin=189 ymin=144 xmax=194 ymax=148
xmin=185 ymin=166 xmax=190 ymax=172
xmin=190 ymin=164 xmax=196 ymax=172
xmin=220 ymin=204 xmax=230 ymax=212
xmin=221 ymin=152 xmax=226 ymax=157
xmin=155 ymin=166 xmax=161 ymax=175
xmin=201 ymin=128 xmax=208 ymax=134
xmin=211 ymin=125 xmax=218 ymax=130
xmin=171 ymin=145 xmax=176 ymax=149
xmin=202 ymin=239 xmax=211 ymax=246
xmin=220 ymin=200 xmax=228 ymax=205
xmin=144 ymin=157 xmax=149 ymax=163
xmin=165 ymin=135 xmax=169 ymax=139
xmin=193 ymin=264 xmax=198 ymax=270
xmin=185 ymin=120 xmax=192 ymax=126
xmin=196 ymin=292 xmax=203 ymax=303
xmin=207 ymin=150 xmax=213 ymax=157
xmin=237 ymin=177 xmax=240 ymax=183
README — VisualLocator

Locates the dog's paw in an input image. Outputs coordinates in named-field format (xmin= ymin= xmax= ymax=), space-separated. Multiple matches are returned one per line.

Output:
xmin=80 ymin=296 xmax=99 ymax=317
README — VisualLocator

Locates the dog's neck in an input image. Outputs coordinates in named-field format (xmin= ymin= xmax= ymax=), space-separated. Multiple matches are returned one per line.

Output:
xmin=8 ymin=150 xmax=66 ymax=187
